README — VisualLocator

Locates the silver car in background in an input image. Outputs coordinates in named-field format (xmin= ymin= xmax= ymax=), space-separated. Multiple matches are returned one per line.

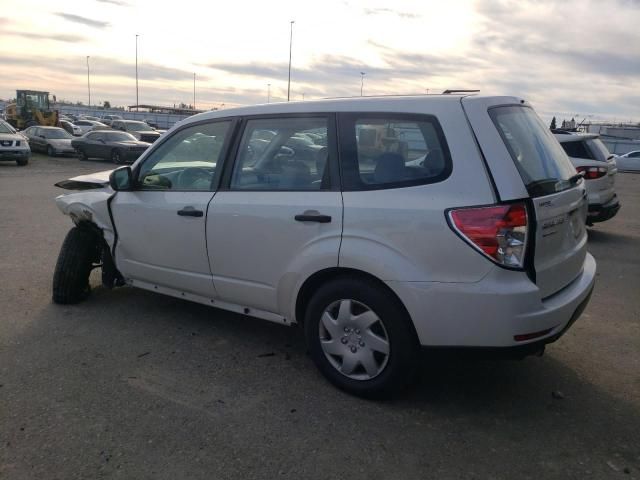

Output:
xmin=555 ymin=132 xmax=620 ymax=224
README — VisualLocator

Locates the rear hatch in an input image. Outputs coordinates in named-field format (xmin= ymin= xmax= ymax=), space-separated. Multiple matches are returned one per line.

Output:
xmin=462 ymin=97 xmax=588 ymax=298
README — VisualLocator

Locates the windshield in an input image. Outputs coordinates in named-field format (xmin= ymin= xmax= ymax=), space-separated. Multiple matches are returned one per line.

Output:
xmin=490 ymin=106 xmax=577 ymax=197
xmin=104 ymin=132 xmax=137 ymax=142
xmin=45 ymin=129 xmax=72 ymax=139
xmin=0 ymin=121 xmax=16 ymax=134
xmin=125 ymin=122 xmax=150 ymax=131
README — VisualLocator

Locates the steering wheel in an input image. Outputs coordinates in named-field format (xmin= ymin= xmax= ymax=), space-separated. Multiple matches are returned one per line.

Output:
xmin=176 ymin=167 xmax=213 ymax=189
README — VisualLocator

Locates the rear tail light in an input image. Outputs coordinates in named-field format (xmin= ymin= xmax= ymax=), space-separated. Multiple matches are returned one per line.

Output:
xmin=448 ymin=203 xmax=528 ymax=269
xmin=576 ymin=166 xmax=607 ymax=179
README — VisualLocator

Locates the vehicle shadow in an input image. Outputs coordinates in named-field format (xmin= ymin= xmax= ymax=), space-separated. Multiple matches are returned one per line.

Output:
xmin=3 ymin=283 xmax=639 ymax=478
xmin=587 ymin=228 xmax=637 ymax=245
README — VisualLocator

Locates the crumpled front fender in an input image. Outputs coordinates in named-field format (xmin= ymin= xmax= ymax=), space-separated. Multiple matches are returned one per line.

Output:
xmin=55 ymin=190 xmax=116 ymax=248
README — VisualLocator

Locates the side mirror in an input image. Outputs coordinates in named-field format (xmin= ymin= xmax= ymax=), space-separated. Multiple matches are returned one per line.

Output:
xmin=109 ymin=166 xmax=133 ymax=191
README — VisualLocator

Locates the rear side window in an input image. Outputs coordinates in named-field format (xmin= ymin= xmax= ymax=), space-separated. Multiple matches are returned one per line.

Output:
xmin=560 ymin=140 xmax=594 ymax=160
xmin=339 ymin=113 xmax=451 ymax=190
xmin=490 ymin=106 xmax=577 ymax=197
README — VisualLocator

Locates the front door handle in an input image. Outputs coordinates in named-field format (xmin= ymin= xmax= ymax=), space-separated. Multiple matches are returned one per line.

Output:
xmin=294 ymin=212 xmax=332 ymax=223
xmin=177 ymin=206 xmax=204 ymax=217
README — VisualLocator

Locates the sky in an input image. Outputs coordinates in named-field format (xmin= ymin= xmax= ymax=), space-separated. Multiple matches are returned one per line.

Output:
xmin=0 ymin=0 xmax=639 ymax=122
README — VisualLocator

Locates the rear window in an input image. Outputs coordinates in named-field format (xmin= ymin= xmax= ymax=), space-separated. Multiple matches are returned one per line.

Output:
xmin=587 ymin=138 xmax=611 ymax=161
xmin=560 ymin=140 xmax=595 ymax=160
xmin=490 ymin=106 xmax=577 ymax=197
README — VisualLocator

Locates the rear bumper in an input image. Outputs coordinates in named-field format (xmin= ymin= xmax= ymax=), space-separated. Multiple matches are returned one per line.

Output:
xmin=387 ymin=253 xmax=597 ymax=348
xmin=587 ymin=195 xmax=620 ymax=224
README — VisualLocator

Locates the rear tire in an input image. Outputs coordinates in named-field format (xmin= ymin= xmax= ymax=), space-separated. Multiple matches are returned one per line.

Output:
xmin=79 ymin=149 xmax=88 ymax=161
xmin=304 ymin=276 xmax=419 ymax=398
xmin=52 ymin=227 xmax=100 ymax=304
xmin=47 ymin=145 xmax=54 ymax=157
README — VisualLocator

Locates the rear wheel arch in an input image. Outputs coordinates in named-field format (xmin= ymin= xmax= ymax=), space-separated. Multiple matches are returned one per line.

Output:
xmin=294 ymin=267 xmax=418 ymax=339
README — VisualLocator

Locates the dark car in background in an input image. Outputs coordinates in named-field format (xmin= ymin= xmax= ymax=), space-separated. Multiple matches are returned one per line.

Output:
xmin=111 ymin=120 xmax=161 ymax=143
xmin=71 ymin=130 xmax=151 ymax=164
xmin=23 ymin=126 xmax=75 ymax=156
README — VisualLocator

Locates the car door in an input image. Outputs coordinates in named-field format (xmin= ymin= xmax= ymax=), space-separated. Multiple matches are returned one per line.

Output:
xmin=24 ymin=127 xmax=37 ymax=150
xmin=82 ymin=132 xmax=100 ymax=157
xmin=30 ymin=127 xmax=43 ymax=152
xmin=110 ymin=119 xmax=234 ymax=298
xmin=206 ymin=114 xmax=343 ymax=315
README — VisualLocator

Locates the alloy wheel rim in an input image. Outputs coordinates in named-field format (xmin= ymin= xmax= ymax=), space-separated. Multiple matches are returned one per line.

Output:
xmin=318 ymin=299 xmax=390 ymax=380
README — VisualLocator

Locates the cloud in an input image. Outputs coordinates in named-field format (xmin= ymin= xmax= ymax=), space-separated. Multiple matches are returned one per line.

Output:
xmin=363 ymin=7 xmax=420 ymax=19
xmin=0 ymin=54 xmax=199 ymax=83
xmin=0 ymin=29 xmax=86 ymax=43
xmin=96 ymin=0 xmax=128 ymax=5
xmin=55 ymin=12 xmax=110 ymax=28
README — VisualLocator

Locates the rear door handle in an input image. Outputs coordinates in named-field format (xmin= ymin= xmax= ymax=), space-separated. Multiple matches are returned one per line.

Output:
xmin=177 ymin=206 xmax=204 ymax=217
xmin=294 ymin=213 xmax=332 ymax=223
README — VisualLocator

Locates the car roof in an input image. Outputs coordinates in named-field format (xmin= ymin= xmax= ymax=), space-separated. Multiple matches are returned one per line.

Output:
xmin=180 ymin=94 xmax=496 ymax=126
xmin=39 ymin=126 xmax=64 ymax=130
xmin=553 ymin=132 xmax=599 ymax=143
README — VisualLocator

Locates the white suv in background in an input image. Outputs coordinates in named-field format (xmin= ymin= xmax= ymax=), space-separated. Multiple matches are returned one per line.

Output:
xmin=52 ymin=95 xmax=596 ymax=397
xmin=554 ymin=131 xmax=620 ymax=225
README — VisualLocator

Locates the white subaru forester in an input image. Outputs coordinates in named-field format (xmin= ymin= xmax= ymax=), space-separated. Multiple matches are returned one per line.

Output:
xmin=53 ymin=95 xmax=596 ymax=397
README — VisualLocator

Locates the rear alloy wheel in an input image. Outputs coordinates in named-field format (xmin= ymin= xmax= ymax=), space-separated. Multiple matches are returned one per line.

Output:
xmin=111 ymin=149 xmax=124 ymax=164
xmin=304 ymin=277 xmax=418 ymax=398
xmin=47 ymin=145 xmax=54 ymax=157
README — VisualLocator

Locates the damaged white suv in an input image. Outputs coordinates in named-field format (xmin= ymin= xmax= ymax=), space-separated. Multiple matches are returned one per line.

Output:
xmin=53 ymin=95 xmax=596 ymax=397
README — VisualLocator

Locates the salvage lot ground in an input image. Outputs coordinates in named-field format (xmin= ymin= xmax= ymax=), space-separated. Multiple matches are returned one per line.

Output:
xmin=1 ymin=153 xmax=639 ymax=479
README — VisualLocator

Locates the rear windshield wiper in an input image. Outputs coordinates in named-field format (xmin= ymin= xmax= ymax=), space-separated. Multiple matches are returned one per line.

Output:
xmin=569 ymin=172 xmax=584 ymax=185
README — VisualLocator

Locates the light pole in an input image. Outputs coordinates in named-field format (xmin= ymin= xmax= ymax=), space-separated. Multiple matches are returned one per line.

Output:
xmin=360 ymin=72 xmax=365 ymax=97
xmin=135 ymin=34 xmax=139 ymax=110
xmin=287 ymin=20 xmax=294 ymax=102
xmin=86 ymin=56 xmax=91 ymax=107
xmin=193 ymin=73 xmax=196 ymax=110
xmin=267 ymin=83 xmax=271 ymax=103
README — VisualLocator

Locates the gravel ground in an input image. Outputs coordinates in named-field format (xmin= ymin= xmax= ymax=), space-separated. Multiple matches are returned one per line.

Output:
xmin=1 ymin=154 xmax=639 ymax=479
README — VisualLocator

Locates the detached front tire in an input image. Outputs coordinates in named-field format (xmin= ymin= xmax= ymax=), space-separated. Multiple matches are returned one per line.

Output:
xmin=52 ymin=227 xmax=100 ymax=304
xmin=304 ymin=276 xmax=419 ymax=399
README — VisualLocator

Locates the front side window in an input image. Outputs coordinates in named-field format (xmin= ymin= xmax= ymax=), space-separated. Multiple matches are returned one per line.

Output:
xmin=230 ymin=117 xmax=330 ymax=191
xmin=339 ymin=114 xmax=452 ymax=190
xmin=490 ymin=106 xmax=577 ymax=197
xmin=87 ymin=132 xmax=103 ymax=141
xmin=137 ymin=121 xmax=230 ymax=191
xmin=45 ymin=129 xmax=72 ymax=139
xmin=125 ymin=122 xmax=149 ymax=132
xmin=104 ymin=132 xmax=137 ymax=142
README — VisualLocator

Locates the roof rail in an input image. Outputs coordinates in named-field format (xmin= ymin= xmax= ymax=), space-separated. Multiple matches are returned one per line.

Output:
xmin=442 ymin=89 xmax=480 ymax=94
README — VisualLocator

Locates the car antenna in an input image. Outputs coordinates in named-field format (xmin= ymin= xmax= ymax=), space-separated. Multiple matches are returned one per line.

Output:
xmin=442 ymin=89 xmax=480 ymax=94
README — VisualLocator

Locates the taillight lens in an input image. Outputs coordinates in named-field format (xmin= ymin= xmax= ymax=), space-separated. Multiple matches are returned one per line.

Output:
xmin=449 ymin=203 xmax=528 ymax=269
xmin=576 ymin=166 xmax=607 ymax=179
